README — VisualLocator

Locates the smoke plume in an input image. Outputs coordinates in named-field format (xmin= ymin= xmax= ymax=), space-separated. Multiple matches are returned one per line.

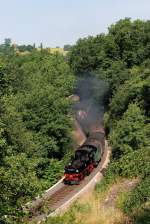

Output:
xmin=73 ymin=73 xmax=109 ymax=132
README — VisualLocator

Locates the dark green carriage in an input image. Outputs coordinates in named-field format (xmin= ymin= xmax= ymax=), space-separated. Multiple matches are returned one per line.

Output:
xmin=77 ymin=134 xmax=104 ymax=165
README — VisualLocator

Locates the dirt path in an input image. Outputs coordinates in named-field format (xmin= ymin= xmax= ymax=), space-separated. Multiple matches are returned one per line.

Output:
xmin=101 ymin=178 xmax=139 ymax=209
xmin=68 ymin=178 xmax=140 ymax=224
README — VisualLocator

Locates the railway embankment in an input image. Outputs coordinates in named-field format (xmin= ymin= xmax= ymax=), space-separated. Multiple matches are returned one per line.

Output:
xmin=24 ymin=140 xmax=111 ymax=223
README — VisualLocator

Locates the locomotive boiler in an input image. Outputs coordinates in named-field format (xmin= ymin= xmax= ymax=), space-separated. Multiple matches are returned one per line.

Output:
xmin=64 ymin=126 xmax=105 ymax=185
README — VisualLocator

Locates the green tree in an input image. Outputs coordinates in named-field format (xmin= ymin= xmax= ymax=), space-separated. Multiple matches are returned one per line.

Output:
xmin=107 ymin=68 xmax=150 ymax=128
xmin=0 ymin=154 xmax=41 ymax=223
xmin=0 ymin=50 xmax=75 ymax=222
xmin=109 ymin=103 xmax=149 ymax=159
xmin=109 ymin=18 xmax=150 ymax=67
xmin=4 ymin=38 xmax=11 ymax=47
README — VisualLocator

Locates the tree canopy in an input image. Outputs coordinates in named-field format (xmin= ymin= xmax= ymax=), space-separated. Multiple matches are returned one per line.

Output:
xmin=0 ymin=50 xmax=75 ymax=223
xmin=68 ymin=18 xmax=150 ymax=223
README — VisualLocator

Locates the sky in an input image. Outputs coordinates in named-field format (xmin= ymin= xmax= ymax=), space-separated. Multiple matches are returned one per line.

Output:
xmin=0 ymin=0 xmax=150 ymax=47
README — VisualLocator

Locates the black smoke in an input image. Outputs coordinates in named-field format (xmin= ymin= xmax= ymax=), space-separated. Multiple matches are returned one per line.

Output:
xmin=73 ymin=73 xmax=109 ymax=132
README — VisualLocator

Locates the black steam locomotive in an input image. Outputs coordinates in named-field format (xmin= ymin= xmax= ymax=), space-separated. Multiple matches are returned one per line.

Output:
xmin=64 ymin=126 xmax=105 ymax=185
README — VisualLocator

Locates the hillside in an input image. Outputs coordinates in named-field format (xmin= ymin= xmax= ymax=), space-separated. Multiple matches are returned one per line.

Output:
xmin=47 ymin=18 xmax=150 ymax=224
xmin=0 ymin=48 xmax=75 ymax=223
xmin=0 ymin=18 xmax=150 ymax=224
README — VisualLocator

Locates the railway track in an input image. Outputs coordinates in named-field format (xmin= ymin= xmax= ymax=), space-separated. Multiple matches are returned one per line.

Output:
xmin=26 ymin=142 xmax=109 ymax=223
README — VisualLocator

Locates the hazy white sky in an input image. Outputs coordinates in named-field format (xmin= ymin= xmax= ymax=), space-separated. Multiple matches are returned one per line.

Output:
xmin=0 ymin=0 xmax=149 ymax=47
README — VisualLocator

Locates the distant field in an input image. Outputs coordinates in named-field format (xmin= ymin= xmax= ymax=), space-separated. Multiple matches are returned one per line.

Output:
xmin=45 ymin=47 xmax=68 ymax=55
xmin=16 ymin=47 xmax=68 ymax=56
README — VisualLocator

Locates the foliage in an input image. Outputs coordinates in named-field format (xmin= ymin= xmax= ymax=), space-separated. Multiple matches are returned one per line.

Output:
xmin=69 ymin=18 xmax=150 ymax=74
xmin=0 ymin=50 xmax=75 ymax=222
xmin=122 ymin=177 xmax=150 ymax=213
xmin=1 ymin=17 xmax=150 ymax=223
xmin=69 ymin=34 xmax=119 ymax=74
xmin=97 ymin=60 xmax=129 ymax=95
xmin=106 ymin=69 xmax=150 ymax=127
xmin=17 ymin=44 xmax=35 ymax=52
xmin=109 ymin=103 xmax=149 ymax=159
xmin=109 ymin=18 xmax=150 ymax=67
xmin=45 ymin=202 xmax=91 ymax=224
xmin=64 ymin=44 xmax=72 ymax=51
xmin=69 ymin=18 xmax=150 ymax=223
xmin=116 ymin=177 xmax=150 ymax=224
xmin=42 ymin=159 xmax=64 ymax=186
xmin=0 ymin=154 xmax=41 ymax=223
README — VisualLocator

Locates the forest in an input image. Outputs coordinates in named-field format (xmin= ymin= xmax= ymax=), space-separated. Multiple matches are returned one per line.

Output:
xmin=0 ymin=42 xmax=75 ymax=223
xmin=48 ymin=18 xmax=150 ymax=223
xmin=0 ymin=18 xmax=150 ymax=224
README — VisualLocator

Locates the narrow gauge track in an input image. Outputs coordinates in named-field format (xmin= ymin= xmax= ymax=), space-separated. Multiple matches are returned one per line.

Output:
xmin=27 ymin=143 xmax=108 ymax=223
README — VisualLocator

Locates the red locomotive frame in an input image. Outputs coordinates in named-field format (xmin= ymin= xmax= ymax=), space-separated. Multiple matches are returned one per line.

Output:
xmin=64 ymin=163 xmax=94 ymax=184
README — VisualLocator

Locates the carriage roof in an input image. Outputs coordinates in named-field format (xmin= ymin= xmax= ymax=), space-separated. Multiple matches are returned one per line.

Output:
xmin=76 ymin=143 xmax=97 ymax=154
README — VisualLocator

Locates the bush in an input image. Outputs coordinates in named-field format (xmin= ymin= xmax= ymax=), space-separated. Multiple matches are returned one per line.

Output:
xmin=122 ymin=177 xmax=150 ymax=213
xmin=109 ymin=103 xmax=149 ymax=159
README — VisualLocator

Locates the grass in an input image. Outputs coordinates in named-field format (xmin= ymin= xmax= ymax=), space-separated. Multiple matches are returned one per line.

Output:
xmin=45 ymin=179 xmax=132 ymax=224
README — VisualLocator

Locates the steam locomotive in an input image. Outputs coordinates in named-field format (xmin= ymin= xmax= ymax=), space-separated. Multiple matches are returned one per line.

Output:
xmin=64 ymin=126 xmax=105 ymax=185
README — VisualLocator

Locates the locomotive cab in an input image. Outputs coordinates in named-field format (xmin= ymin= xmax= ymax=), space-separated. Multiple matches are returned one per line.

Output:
xmin=64 ymin=146 xmax=99 ymax=185
xmin=64 ymin=128 xmax=105 ymax=185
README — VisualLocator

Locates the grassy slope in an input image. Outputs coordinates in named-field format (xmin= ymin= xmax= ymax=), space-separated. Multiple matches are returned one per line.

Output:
xmin=45 ymin=178 xmax=140 ymax=224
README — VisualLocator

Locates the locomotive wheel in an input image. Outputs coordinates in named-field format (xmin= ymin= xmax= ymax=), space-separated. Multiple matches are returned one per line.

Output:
xmin=93 ymin=162 xmax=98 ymax=168
xmin=94 ymin=160 xmax=100 ymax=167
xmin=80 ymin=173 xmax=84 ymax=181
xmin=86 ymin=164 xmax=94 ymax=176
xmin=86 ymin=172 xmax=90 ymax=176
xmin=75 ymin=181 xmax=80 ymax=185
